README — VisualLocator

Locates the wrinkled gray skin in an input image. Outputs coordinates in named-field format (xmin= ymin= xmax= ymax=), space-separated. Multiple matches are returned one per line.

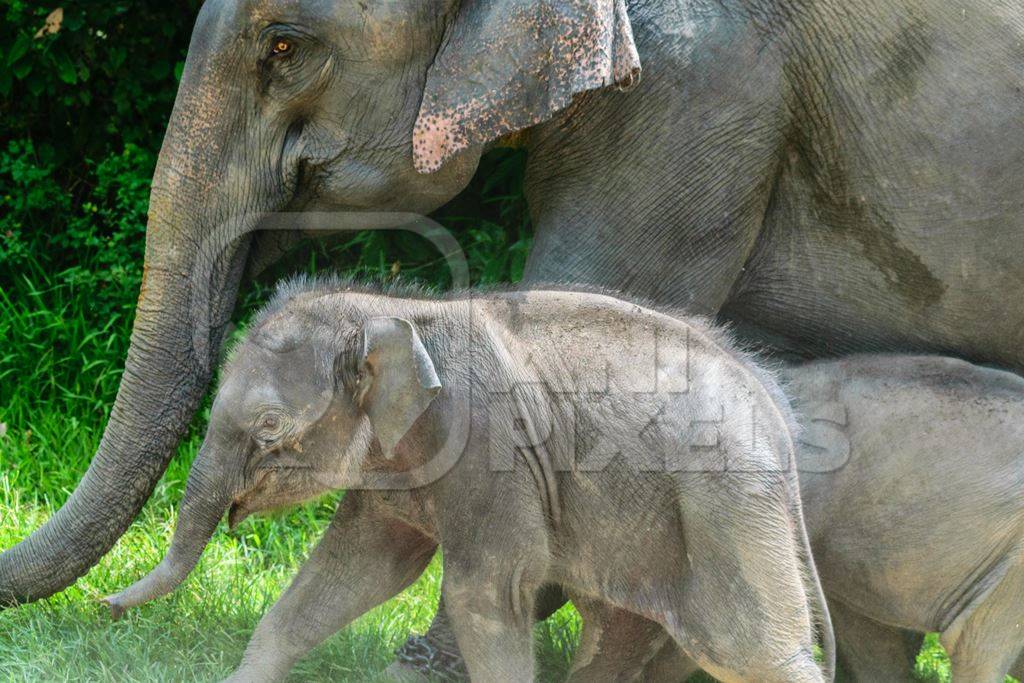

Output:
xmin=3 ymin=0 xmax=1024 ymax=621
xmin=104 ymin=282 xmax=835 ymax=683
xmin=571 ymin=355 xmax=1024 ymax=683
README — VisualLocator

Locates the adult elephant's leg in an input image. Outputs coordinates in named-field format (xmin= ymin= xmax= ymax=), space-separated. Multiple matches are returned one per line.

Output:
xmin=390 ymin=584 xmax=566 ymax=681
xmin=829 ymin=599 xmax=921 ymax=683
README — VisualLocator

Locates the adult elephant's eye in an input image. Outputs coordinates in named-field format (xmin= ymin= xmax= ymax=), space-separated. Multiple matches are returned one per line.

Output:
xmin=270 ymin=39 xmax=292 ymax=57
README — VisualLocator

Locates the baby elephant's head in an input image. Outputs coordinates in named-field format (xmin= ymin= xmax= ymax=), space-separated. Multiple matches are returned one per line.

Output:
xmin=102 ymin=310 xmax=441 ymax=619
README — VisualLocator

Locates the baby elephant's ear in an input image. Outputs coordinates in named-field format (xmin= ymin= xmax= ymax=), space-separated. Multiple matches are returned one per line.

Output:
xmin=355 ymin=318 xmax=442 ymax=459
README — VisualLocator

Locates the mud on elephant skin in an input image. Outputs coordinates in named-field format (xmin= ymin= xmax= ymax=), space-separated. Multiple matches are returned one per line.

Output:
xmin=105 ymin=278 xmax=833 ymax=682
xmin=571 ymin=355 xmax=1024 ymax=683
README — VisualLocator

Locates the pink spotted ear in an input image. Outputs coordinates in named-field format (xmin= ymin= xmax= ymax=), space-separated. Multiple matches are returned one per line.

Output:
xmin=414 ymin=0 xmax=641 ymax=174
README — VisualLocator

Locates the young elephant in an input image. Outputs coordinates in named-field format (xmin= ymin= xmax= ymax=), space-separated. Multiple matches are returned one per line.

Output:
xmin=572 ymin=355 xmax=1024 ymax=683
xmin=104 ymin=278 xmax=834 ymax=683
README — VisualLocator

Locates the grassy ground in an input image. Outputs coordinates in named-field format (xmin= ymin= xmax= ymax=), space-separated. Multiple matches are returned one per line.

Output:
xmin=0 ymin=149 xmax=998 ymax=680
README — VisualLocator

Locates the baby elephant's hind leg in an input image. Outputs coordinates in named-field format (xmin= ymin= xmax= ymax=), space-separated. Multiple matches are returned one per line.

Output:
xmin=942 ymin=560 xmax=1024 ymax=683
xmin=669 ymin=472 xmax=824 ymax=683
xmin=827 ymin=599 xmax=921 ymax=682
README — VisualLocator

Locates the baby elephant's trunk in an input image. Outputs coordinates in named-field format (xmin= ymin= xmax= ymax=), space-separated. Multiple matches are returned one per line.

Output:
xmin=102 ymin=463 xmax=231 ymax=619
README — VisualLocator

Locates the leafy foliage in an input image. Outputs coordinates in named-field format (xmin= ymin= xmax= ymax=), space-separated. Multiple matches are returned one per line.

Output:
xmin=1 ymin=1 xmax=198 ymax=321
xmin=2 ymin=2 xmax=199 ymax=158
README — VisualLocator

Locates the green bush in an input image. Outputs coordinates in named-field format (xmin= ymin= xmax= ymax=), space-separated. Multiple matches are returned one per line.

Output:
xmin=2 ymin=2 xmax=200 ymax=159
xmin=1 ymin=0 xmax=199 ymax=319
xmin=0 ymin=140 xmax=153 ymax=307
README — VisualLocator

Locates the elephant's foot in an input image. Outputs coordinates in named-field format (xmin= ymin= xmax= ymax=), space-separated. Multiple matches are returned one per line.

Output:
xmin=383 ymin=660 xmax=430 ymax=682
xmin=389 ymin=634 xmax=469 ymax=682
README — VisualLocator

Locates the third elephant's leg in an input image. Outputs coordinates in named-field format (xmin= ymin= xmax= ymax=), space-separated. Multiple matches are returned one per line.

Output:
xmin=568 ymin=595 xmax=683 ymax=683
xmin=392 ymin=583 xmax=566 ymax=681
xmin=941 ymin=560 xmax=1024 ymax=683
xmin=827 ymin=599 xmax=921 ymax=683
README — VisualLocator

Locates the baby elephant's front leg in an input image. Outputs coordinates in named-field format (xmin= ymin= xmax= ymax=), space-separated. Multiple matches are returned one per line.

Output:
xmin=226 ymin=493 xmax=436 ymax=683
xmin=441 ymin=554 xmax=540 ymax=683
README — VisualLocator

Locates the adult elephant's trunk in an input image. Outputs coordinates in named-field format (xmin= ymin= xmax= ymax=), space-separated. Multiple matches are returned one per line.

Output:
xmin=0 ymin=218 xmax=250 ymax=607
xmin=0 ymin=15 xmax=263 ymax=604
xmin=102 ymin=445 xmax=234 ymax=618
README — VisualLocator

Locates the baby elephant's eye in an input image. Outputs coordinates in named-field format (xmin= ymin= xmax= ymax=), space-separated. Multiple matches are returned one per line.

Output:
xmin=254 ymin=412 xmax=287 ymax=451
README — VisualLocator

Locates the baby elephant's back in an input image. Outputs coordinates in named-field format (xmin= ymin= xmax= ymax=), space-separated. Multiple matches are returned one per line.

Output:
xmin=782 ymin=355 xmax=1024 ymax=630
xmin=479 ymin=290 xmax=695 ymax=396
xmin=481 ymin=290 xmax=797 ymax=475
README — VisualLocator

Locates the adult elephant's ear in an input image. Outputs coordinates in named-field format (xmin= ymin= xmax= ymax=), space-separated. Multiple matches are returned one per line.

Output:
xmin=414 ymin=0 xmax=641 ymax=173
xmin=354 ymin=318 xmax=442 ymax=459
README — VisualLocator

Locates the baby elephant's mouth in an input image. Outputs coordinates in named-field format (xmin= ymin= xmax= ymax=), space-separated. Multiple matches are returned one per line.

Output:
xmin=227 ymin=501 xmax=254 ymax=531
xmin=228 ymin=464 xmax=316 ymax=530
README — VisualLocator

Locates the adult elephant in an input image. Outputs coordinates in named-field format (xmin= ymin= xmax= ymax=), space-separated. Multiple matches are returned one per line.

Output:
xmin=1 ymin=0 xmax=1021 ymax=649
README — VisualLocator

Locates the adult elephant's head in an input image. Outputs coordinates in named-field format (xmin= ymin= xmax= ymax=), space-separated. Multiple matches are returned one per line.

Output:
xmin=0 ymin=0 xmax=639 ymax=604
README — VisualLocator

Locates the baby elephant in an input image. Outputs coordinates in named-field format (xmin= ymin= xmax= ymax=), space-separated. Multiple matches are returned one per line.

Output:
xmin=105 ymin=279 xmax=834 ymax=682
xmin=573 ymin=355 xmax=1024 ymax=683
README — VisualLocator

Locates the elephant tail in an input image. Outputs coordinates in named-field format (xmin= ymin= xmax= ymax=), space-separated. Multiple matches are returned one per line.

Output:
xmin=789 ymin=472 xmax=836 ymax=681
